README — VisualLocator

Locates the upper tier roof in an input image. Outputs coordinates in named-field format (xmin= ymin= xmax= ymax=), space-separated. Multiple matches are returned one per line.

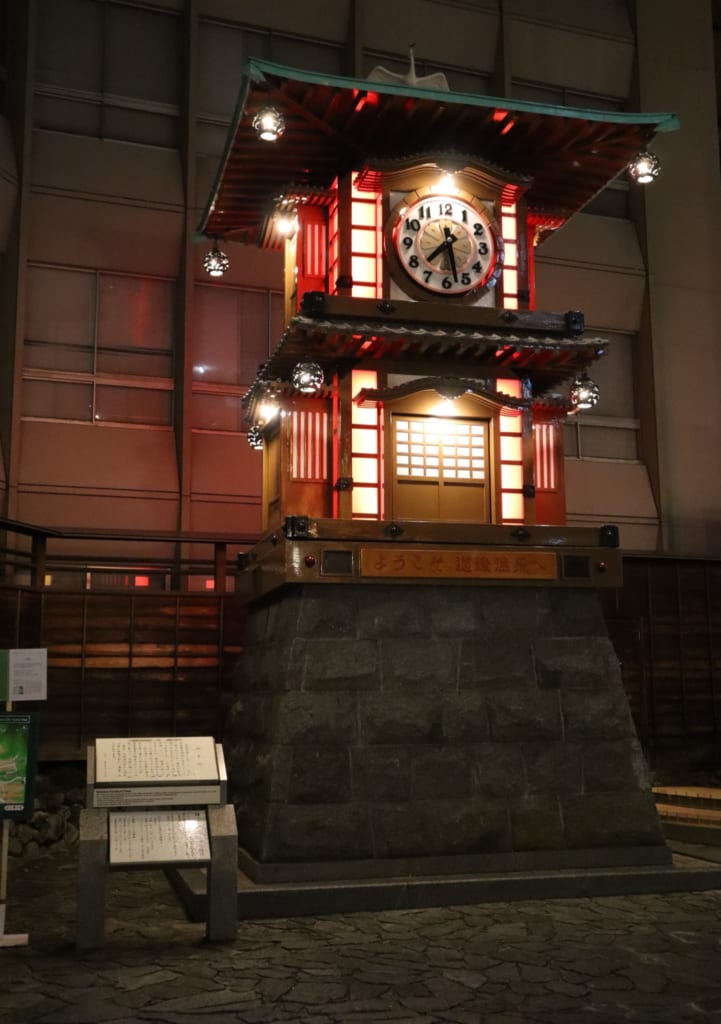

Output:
xmin=198 ymin=58 xmax=679 ymax=244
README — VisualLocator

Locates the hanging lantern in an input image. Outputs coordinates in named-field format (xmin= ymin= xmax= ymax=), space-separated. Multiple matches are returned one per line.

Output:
xmin=627 ymin=150 xmax=661 ymax=185
xmin=291 ymin=361 xmax=324 ymax=395
xmin=569 ymin=371 xmax=600 ymax=411
xmin=247 ymin=425 xmax=264 ymax=450
xmin=252 ymin=106 xmax=286 ymax=142
xmin=203 ymin=243 xmax=229 ymax=277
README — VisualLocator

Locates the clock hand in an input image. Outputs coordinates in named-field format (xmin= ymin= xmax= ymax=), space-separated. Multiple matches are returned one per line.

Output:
xmin=427 ymin=228 xmax=458 ymax=266
xmin=443 ymin=227 xmax=459 ymax=282
xmin=427 ymin=238 xmax=449 ymax=263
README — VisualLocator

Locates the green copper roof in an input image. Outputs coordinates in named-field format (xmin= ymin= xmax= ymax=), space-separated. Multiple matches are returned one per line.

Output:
xmin=199 ymin=58 xmax=679 ymax=243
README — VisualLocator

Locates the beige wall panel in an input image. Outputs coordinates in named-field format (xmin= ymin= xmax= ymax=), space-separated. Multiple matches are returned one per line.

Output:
xmin=199 ymin=0 xmax=352 ymax=43
xmin=0 ymin=118 xmax=18 ymax=254
xmin=539 ymin=214 xmax=644 ymax=273
xmin=507 ymin=1 xmax=632 ymax=39
xmin=509 ymin=17 xmax=632 ymax=98
xmin=565 ymin=459 xmax=658 ymax=552
xmin=192 ymin=242 xmax=283 ymax=290
xmin=646 ymin=194 xmax=717 ymax=293
xmin=534 ymin=261 xmax=645 ymax=333
xmin=28 ymin=193 xmax=183 ymax=276
xmin=18 ymin=422 xmax=178 ymax=494
xmin=634 ymin=0 xmax=721 ymax=556
xmin=190 ymin=499 xmax=261 ymax=535
xmin=31 ymin=132 xmax=183 ymax=210
xmin=0 ymin=173 xmax=17 ymax=258
xmin=17 ymin=491 xmax=177 ymax=532
xmin=361 ymin=0 xmax=498 ymax=73
xmin=645 ymin=286 xmax=721 ymax=555
xmin=191 ymin=432 xmax=262 ymax=499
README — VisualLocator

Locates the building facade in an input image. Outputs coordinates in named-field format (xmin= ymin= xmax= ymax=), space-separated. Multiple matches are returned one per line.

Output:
xmin=0 ymin=0 xmax=720 ymax=564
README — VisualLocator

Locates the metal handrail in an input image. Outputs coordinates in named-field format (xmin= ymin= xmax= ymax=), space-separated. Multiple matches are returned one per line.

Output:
xmin=0 ymin=515 xmax=260 ymax=593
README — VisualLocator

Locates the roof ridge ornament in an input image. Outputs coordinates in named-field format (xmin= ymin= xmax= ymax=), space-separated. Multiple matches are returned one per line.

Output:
xmin=367 ymin=43 xmax=450 ymax=92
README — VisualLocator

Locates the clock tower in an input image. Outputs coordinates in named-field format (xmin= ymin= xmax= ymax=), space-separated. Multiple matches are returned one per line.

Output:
xmin=197 ymin=58 xmax=678 ymax=901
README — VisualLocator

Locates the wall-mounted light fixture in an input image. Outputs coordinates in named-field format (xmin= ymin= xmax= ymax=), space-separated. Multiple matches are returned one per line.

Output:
xmin=258 ymin=399 xmax=280 ymax=423
xmin=247 ymin=425 xmax=264 ymax=450
xmin=252 ymin=106 xmax=286 ymax=142
xmin=276 ymin=206 xmax=298 ymax=237
xmin=203 ymin=241 xmax=229 ymax=277
xmin=627 ymin=150 xmax=661 ymax=184
xmin=291 ymin=361 xmax=324 ymax=395
xmin=430 ymin=171 xmax=457 ymax=195
xmin=569 ymin=371 xmax=600 ymax=411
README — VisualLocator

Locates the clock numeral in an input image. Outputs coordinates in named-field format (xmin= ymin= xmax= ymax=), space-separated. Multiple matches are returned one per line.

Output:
xmin=461 ymin=272 xmax=471 ymax=286
xmin=478 ymin=242 xmax=489 ymax=256
xmin=417 ymin=205 xmax=431 ymax=220
xmin=442 ymin=277 xmax=453 ymax=290
xmin=473 ymin=223 xmax=485 ymax=236
xmin=438 ymin=202 xmax=453 ymax=216
xmin=408 ymin=254 xmax=419 ymax=269
xmin=423 ymin=270 xmax=432 ymax=283
xmin=461 ymin=209 xmax=468 ymax=223
xmin=472 ymin=261 xmax=482 ymax=273
xmin=405 ymin=217 xmax=421 ymax=232
xmin=402 ymin=236 xmax=413 ymax=249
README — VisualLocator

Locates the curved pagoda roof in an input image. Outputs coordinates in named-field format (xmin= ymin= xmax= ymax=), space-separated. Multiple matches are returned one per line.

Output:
xmin=198 ymin=58 xmax=679 ymax=244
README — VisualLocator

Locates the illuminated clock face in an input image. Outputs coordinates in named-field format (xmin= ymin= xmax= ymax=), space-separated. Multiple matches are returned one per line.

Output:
xmin=391 ymin=194 xmax=503 ymax=297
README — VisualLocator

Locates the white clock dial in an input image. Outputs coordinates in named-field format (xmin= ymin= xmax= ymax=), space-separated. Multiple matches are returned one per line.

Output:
xmin=391 ymin=194 xmax=503 ymax=297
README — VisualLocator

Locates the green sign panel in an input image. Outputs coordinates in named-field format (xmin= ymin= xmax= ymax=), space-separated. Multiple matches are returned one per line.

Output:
xmin=0 ymin=713 xmax=39 ymax=820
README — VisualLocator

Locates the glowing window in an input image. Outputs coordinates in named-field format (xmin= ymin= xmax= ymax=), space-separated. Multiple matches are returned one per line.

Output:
xmin=395 ymin=417 xmax=486 ymax=482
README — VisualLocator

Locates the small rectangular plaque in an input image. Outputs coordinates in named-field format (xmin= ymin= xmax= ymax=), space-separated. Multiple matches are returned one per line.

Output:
xmin=95 ymin=737 xmax=219 ymax=787
xmin=109 ymin=810 xmax=211 ymax=865
xmin=93 ymin=784 xmax=221 ymax=808
xmin=360 ymin=547 xmax=557 ymax=581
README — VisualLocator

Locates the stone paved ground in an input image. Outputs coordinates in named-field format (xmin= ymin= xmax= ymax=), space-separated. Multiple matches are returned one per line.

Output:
xmin=3 ymin=850 xmax=721 ymax=1024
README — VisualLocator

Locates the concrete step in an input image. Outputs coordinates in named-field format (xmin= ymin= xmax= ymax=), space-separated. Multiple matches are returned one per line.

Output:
xmin=169 ymin=853 xmax=721 ymax=923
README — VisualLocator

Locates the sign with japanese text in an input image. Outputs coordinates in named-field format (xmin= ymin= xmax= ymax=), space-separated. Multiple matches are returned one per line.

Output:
xmin=360 ymin=547 xmax=557 ymax=581
xmin=0 ymin=649 xmax=47 ymax=702
xmin=109 ymin=809 xmax=211 ymax=866
xmin=95 ymin=736 xmax=220 ymax=787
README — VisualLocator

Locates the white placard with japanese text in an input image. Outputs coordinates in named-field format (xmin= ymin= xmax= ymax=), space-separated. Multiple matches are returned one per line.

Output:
xmin=0 ymin=649 xmax=48 ymax=702
xmin=95 ymin=736 xmax=219 ymax=786
xmin=109 ymin=810 xmax=211 ymax=865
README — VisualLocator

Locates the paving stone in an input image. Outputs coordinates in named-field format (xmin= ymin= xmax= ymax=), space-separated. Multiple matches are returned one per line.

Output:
xmin=5 ymin=851 xmax=721 ymax=1024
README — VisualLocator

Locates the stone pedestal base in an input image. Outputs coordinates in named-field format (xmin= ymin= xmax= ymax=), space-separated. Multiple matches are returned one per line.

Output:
xmin=224 ymin=584 xmax=668 ymax=881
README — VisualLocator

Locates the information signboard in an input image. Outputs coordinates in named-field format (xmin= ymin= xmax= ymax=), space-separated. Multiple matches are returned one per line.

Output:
xmin=108 ymin=810 xmax=211 ymax=866
xmin=0 ymin=649 xmax=47 ymax=702
xmin=0 ymin=713 xmax=38 ymax=820
xmin=95 ymin=736 xmax=219 ymax=787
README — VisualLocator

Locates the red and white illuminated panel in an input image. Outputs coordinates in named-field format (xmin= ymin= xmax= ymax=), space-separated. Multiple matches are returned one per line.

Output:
xmin=534 ymin=421 xmax=557 ymax=492
xmin=395 ymin=418 xmax=486 ymax=482
xmin=303 ymin=219 xmax=327 ymax=279
xmin=290 ymin=409 xmax=329 ymax=481
xmin=328 ymin=179 xmax=340 ymax=294
xmin=351 ymin=179 xmax=382 ymax=299
xmin=351 ymin=369 xmax=381 ymax=518
xmin=497 ymin=378 xmax=524 ymax=522
xmin=501 ymin=203 xmax=518 ymax=310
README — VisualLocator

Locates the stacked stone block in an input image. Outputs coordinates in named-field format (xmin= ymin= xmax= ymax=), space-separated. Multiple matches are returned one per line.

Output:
xmin=224 ymin=584 xmax=667 ymax=881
